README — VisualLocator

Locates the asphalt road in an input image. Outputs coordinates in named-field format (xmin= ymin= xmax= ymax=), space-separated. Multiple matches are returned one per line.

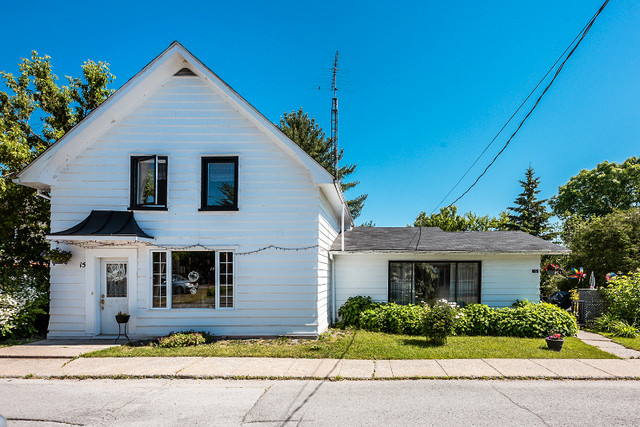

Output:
xmin=1 ymin=378 xmax=639 ymax=426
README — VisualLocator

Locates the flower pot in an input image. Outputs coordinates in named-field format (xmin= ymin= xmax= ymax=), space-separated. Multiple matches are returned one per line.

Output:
xmin=115 ymin=314 xmax=130 ymax=324
xmin=546 ymin=338 xmax=564 ymax=352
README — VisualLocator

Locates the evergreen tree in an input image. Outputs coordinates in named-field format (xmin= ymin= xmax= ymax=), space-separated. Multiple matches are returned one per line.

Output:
xmin=507 ymin=166 xmax=553 ymax=239
xmin=278 ymin=108 xmax=367 ymax=219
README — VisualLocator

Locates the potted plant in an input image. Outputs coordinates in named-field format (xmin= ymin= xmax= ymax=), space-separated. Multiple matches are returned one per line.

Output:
xmin=115 ymin=311 xmax=130 ymax=324
xmin=545 ymin=331 xmax=564 ymax=351
xmin=41 ymin=248 xmax=72 ymax=265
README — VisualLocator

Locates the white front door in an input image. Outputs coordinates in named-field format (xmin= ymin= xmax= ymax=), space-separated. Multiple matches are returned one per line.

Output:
xmin=100 ymin=259 xmax=129 ymax=335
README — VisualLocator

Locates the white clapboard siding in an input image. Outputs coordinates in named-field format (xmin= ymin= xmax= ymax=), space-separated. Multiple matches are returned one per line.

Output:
xmin=46 ymin=72 xmax=341 ymax=338
xmin=317 ymin=192 xmax=341 ymax=330
xmin=333 ymin=253 xmax=541 ymax=311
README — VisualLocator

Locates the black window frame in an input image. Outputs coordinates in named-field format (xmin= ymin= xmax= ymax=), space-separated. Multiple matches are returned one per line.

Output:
xmin=200 ymin=156 xmax=239 ymax=211
xmin=129 ymin=155 xmax=168 ymax=211
xmin=387 ymin=260 xmax=482 ymax=305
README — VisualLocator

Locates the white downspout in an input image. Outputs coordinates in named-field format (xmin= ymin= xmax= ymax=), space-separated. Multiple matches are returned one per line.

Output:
xmin=341 ymin=204 xmax=345 ymax=252
xmin=330 ymin=252 xmax=336 ymax=324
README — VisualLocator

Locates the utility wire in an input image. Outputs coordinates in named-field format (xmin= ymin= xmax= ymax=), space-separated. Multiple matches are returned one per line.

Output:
xmin=430 ymin=18 xmax=590 ymax=214
xmin=434 ymin=0 xmax=609 ymax=211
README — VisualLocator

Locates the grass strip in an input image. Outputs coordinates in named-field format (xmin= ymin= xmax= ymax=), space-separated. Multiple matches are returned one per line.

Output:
xmin=83 ymin=330 xmax=616 ymax=359
xmin=607 ymin=336 xmax=640 ymax=352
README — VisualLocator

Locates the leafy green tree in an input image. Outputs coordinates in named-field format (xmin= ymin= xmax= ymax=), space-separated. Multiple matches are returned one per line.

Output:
xmin=413 ymin=205 xmax=509 ymax=231
xmin=506 ymin=166 xmax=554 ymax=239
xmin=567 ymin=208 xmax=640 ymax=284
xmin=278 ymin=108 xmax=367 ymax=219
xmin=0 ymin=52 xmax=114 ymax=336
xmin=550 ymin=157 xmax=640 ymax=220
xmin=358 ymin=220 xmax=376 ymax=227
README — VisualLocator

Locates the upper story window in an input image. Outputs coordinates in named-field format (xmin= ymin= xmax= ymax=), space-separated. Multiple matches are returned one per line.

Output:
xmin=200 ymin=156 xmax=238 ymax=211
xmin=130 ymin=156 xmax=168 ymax=210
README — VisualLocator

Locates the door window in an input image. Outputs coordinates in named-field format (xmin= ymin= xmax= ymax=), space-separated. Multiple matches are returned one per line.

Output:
xmin=106 ymin=262 xmax=127 ymax=297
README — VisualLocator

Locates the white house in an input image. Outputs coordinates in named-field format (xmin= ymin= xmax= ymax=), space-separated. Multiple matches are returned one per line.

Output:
xmin=16 ymin=42 xmax=569 ymax=339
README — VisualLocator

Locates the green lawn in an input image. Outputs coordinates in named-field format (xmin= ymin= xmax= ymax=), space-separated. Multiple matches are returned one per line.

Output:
xmin=608 ymin=336 xmax=640 ymax=351
xmin=85 ymin=330 xmax=615 ymax=359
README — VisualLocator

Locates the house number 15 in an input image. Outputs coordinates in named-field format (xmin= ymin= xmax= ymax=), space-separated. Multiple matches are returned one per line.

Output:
xmin=80 ymin=262 xmax=86 ymax=268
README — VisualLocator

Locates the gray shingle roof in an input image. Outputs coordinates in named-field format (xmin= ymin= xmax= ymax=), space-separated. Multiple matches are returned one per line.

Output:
xmin=330 ymin=227 xmax=569 ymax=254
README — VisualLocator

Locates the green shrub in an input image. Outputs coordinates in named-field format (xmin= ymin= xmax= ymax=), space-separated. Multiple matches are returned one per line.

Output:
xmin=422 ymin=300 xmax=456 ymax=345
xmin=155 ymin=330 xmax=214 ymax=348
xmin=454 ymin=302 xmax=577 ymax=338
xmin=594 ymin=313 xmax=638 ymax=338
xmin=359 ymin=308 xmax=385 ymax=332
xmin=338 ymin=296 xmax=378 ymax=327
xmin=453 ymin=304 xmax=496 ymax=336
xmin=0 ymin=284 xmax=47 ymax=338
xmin=358 ymin=303 xmax=425 ymax=335
xmin=600 ymin=269 xmax=640 ymax=327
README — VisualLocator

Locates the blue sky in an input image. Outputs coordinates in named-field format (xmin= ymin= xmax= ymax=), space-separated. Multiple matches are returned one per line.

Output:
xmin=3 ymin=1 xmax=638 ymax=225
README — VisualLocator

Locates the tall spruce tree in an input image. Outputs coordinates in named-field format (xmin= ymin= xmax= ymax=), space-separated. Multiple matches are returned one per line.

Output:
xmin=507 ymin=166 xmax=553 ymax=239
xmin=278 ymin=108 xmax=367 ymax=219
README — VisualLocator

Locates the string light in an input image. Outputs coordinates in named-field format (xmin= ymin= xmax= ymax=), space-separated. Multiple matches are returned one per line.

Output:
xmin=53 ymin=240 xmax=322 ymax=256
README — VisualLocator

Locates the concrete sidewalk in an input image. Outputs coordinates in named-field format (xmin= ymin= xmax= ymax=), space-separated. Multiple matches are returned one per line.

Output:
xmin=0 ymin=339 xmax=118 ymax=358
xmin=577 ymin=330 xmax=640 ymax=359
xmin=1 ymin=356 xmax=640 ymax=380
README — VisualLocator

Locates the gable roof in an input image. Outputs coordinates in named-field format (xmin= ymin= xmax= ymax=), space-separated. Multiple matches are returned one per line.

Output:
xmin=15 ymin=41 xmax=353 ymax=225
xmin=331 ymin=227 xmax=570 ymax=254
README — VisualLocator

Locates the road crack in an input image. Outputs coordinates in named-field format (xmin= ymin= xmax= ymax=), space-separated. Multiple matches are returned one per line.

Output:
xmin=490 ymin=384 xmax=550 ymax=426
xmin=242 ymin=384 xmax=273 ymax=425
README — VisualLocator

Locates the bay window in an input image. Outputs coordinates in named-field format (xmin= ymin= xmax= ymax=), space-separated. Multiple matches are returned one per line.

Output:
xmin=151 ymin=250 xmax=234 ymax=309
xmin=389 ymin=261 xmax=480 ymax=306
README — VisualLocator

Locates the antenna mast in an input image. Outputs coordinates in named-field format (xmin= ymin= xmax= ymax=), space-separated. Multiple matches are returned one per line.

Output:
xmin=331 ymin=51 xmax=339 ymax=180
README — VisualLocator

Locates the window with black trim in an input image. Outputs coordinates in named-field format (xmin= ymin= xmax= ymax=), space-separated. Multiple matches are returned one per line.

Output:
xmin=389 ymin=261 xmax=480 ymax=306
xmin=130 ymin=156 xmax=167 ymax=209
xmin=201 ymin=157 xmax=238 ymax=210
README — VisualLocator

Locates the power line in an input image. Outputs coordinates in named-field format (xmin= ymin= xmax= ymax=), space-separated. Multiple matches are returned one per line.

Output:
xmin=430 ymin=16 xmax=591 ymax=214
xmin=434 ymin=0 xmax=610 ymax=211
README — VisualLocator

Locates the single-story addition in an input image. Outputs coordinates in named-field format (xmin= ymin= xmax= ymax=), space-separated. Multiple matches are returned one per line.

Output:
xmin=330 ymin=227 xmax=569 ymax=310
xmin=15 ymin=42 xmax=569 ymax=339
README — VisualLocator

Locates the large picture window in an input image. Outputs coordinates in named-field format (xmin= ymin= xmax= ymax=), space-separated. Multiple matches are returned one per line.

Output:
xmin=151 ymin=250 xmax=234 ymax=309
xmin=389 ymin=261 xmax=480 ymax=306
xmin=130 ymin=156 xmax=168 ymax=209
xmin=201 ymin=157 xmax=238 ymax=210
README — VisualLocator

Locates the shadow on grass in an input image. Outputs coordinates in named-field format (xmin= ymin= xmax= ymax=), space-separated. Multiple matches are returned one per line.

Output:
xmin=401 ymin=338 xmax=446 ymax=348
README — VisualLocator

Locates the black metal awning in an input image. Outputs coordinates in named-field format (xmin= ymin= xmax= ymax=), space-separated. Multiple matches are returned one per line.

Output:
xmin=49 ymin=210 xmax=153 ymax=239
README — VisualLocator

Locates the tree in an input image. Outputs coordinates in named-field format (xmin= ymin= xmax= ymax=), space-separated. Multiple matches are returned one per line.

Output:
xmin=413 ymin=205 xmax=509 ymax=231
xmin=0 ymin=52 xmax=114 ymax=335
xmin=278 ymin=108 xmax=367 ymax=219
xmin=506 ymin=166 xmax=554 ymax=239
xmin=567 ymin=208 xmax=640 ymax=284
xmin=549 ymin=157 xmax=640 ymax=220
xmin=358 ymin=220 xmax=376 ymax=227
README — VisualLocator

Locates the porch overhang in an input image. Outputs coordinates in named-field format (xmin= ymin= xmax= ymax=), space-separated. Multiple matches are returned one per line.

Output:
xmin=47 ymin=210 xmax=154 ymax=242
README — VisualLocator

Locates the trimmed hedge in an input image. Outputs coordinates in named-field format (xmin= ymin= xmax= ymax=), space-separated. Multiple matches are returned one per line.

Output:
xmin=338 ymin=296 xmax=378 ymax=327
xmin=338 ymin=296 xmax=578 ymax=338
xmin=454 ymin=302 xmax=578 ymax=338
xmin=359 ymin=303 xmax=424 ymax=335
